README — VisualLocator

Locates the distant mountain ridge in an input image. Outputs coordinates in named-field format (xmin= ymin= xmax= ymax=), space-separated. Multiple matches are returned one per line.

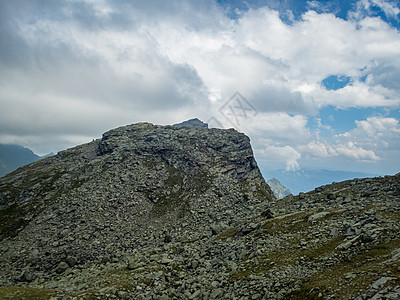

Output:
xmin=0 ymin=144 xmax=40 ymax=177
xmin=261 ymin=168 xmax=379 ymax=195
xmin=267 ymin=178 xmax=291 ymax=199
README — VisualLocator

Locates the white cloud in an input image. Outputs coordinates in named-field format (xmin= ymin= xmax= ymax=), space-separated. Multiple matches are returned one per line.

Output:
xmin=299 ymin=116 xmax=400 ymax=164
xmin=350 ymin=0 xmax=400 ymax=21
xmin=243 ymin=112 xmax=310 ymax=141
xmin=257 ymin=143 xmax=301 ymax=171
xmin=335 ymin=141 xmax=380 ymax=160
xmin=317 ymin=81 xmax=400 ymax=108
xmin=299 ymin=140 xmax=336 ymax=158
xmin=0 ymin=0 xmax=399 ymax=172
xmin=299 ymin=139 xmax=380 ymax=161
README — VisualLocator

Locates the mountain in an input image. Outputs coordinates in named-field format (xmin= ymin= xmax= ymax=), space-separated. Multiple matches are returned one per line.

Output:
xmin=0 ymin=144 xmax=40 ymax=177
xmin=261 ymin=168 xmax=379 ymax=195
xmin=0 ymin=121 xmax=275 ymax=298
xmin=173 ymin=118 xmax=208 ymax=129
xmin=0 ymin=122 xmax=399 ymax=299
xmin=267 ymin=178 xmax=291 ymax=199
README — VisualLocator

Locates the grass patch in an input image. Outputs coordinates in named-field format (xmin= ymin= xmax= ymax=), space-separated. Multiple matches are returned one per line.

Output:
xmin=289 ymin=237 xmax=400 ymax=299
xmin=261 ymin=211 xmax=308 ymax=234
xmin=213 ymin=226 xmax=239 ymax=241
xmin=0 ymin=286 xmax=56 ymax=300
xmin=0 ymin=202 xmax=40 ymax=240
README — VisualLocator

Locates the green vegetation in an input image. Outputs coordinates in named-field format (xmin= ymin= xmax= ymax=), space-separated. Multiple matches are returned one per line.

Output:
xmin=289 ymin=238 xmax=400 ymax=299
xmin=0 ymin=202 xmax=39 ymax=240
xmin=0 ymin=286 xmax=56 ymax=300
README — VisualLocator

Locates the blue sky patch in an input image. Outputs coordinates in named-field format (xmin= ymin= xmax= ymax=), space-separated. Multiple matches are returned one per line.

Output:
xmin=315 ymin=105 xmax=400 ymax=135
xmin=217 ymin=0 xmax=400 ymax=29
xmin=321 ymin=75 xmax=352 ymax=90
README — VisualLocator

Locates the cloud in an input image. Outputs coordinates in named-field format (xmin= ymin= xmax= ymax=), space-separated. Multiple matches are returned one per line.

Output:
xmin=257 ymin=143 xmax=302 ymax=171
xmin=335 ymin=141 xmax=380 ymax=160
xmin=317 ymin=81 xmax=400 ymax=108
xmin=299 ymin=140 xmax=336 ymax=158
xmin=0 ymin=0 xmax=399 ymax=173
xmin=299 ymin=139 xmax=380 ymax=161
xmin=349 ymin=0 xmax=400 ymax=21
xmin=299 ymin=116 xmax=399 ymax=165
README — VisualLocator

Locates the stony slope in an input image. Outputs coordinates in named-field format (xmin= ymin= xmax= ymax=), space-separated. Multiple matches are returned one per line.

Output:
xmin=0 ymin=122 xmax=399 ymax=299
xmin=0 ymin=122 xmax=274 ymax=298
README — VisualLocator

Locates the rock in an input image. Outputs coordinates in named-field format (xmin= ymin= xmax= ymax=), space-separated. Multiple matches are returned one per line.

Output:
xmin=66 ymin=255 xmax=78 ymax=267
xmin=164 ymin=233 xmax=172 ymax=243
xmin=19 ymin=270 xmax=34 ymax=282
xmin=327 ymin=193 xmax=336 ymax=200
xmin=345 ymin=272 xmax=356 ymax=280
xmin=337 ymin=235 xmax=361 ymax=251
xmin=210 ymin=288 xmax=223 ymax=299
xmin=117 ymin=290 xmax=129 ymax=298
xmin=308 ymin=212 xmax=330 ymax=222
xmin=370 ymin=277 xmax=395 ymax=290
xmin=261 ymin=208 xmax=274 ymax=219
xmin=189 ymin=290 xmax=202 ymax=299
xmin=236 ymin=223 xmax=261 ymax=236
xmin=314 ymin=187 xmax=323 ymax=193
xmin=161 ymin=256 xmax=173 ymax=265
xmin=210 ymin=224 xmax=221 ymax=236
xmin=55 ymin=262 xmax=69 ymax=274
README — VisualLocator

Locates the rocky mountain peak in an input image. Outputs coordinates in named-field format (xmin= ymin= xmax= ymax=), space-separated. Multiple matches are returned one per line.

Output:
xmin=172 ymin=118 xmax=208 ymax=129
xmin=0 ymin=121 xmax=275 ymax=296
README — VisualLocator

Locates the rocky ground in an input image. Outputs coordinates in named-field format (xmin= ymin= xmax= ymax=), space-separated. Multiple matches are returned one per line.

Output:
xmin=0 ymin=122 xmax=399 ymax=299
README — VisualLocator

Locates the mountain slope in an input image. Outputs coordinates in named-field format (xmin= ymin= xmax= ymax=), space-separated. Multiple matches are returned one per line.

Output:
xmin=0 ymin=144 xmax=40 ymax=177
xmin=0 ymin=122 xmax=399 ymax=299
xmin=0 ymin=122 xmax=275 ymax=297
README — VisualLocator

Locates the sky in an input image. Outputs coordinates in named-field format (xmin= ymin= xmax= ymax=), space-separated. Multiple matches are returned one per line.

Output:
xmin=0 ymin=0 xmax=399 ymax=176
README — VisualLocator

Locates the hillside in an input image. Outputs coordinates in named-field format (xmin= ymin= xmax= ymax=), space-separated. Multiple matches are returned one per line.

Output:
xmin=0 ymin=144 xmax=40 ymax=177
xmin=0 ymin=122 xmax=399 ymax=299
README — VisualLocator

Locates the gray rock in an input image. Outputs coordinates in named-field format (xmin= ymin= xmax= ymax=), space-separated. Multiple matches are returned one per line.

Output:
xmin=370 ymin=277 xmax=395 ymax=290
xmin=210 ymin=288 xmax=223 ymax=299
xmin=327 ymin=193 xmax=336 ymax=200
xmin=337 ymin=235 xmax=361 ymax=251
xmin=55 ymin=262 xmax=69 ymax=274
xmin=308 ymin=212 xmax=330 ymax=222
xmin=66 ymin=255 xmax=78 ymax=267
xmin=19 ymin=270 xmax=34 ymax=282
xmin=117 ymin=290 xmax=129 ymax=298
